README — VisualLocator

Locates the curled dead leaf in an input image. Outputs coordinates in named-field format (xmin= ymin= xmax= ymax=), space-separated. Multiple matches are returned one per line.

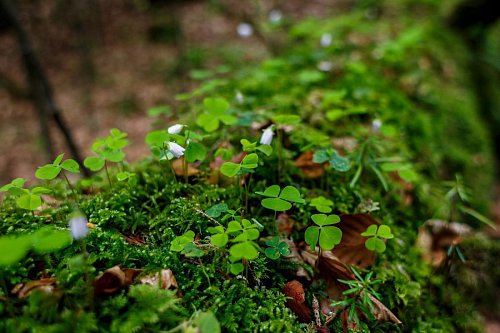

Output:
xmin=94 ymin=265 xmax=143 ymax=295
xmin=122 ymin=233 xmax=146 ymax=245
xmin=283 ymin=280 xmax=312 ymax=323
xmin=294 ymin=151 xmax=325 ymax=179
xmin=12 ymin=278 xmax=57 ymax=298
xmin=417 ymin=219 xmax=470 ymax=266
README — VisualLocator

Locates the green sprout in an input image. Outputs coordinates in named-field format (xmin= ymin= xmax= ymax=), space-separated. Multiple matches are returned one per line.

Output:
xmin=310 ymin=196 xmax=334 ymax=213
xmin=304 ymin=214 xmax=342 ymax=252
xmin=0 ymin=178 xmax=51 ymax=211
xmin=256 ymin=185 xmax=305 ymax=212
xmin=361 ymin=225 xmax=394 ymax=253
xmin=313 ymin=147 xmax=351 ymax=172
xmin=35 ymin=153 xmax=80 ymax=201
xmin=264 ymin=237 xmax=290 ymax=260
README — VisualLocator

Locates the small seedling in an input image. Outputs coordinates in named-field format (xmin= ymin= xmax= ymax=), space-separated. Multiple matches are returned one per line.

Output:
xmin=310 ymin=196 xmax=334 ymax=213
xmin=0 ymin=178 xmax=51 ymax=211
xmin=361 ymin=225 xmax=394 ymax=253
xmin=304 ymin=214 xmax=342 ymax=251
xmin=256 ymin=185 xmax=305 ymax=212
xmin=264 ymin=236 xmax=290 ymax=259
xmin=35 ymin=153 xmax=80 ymax=201
xmin=313 ymin=147 xmax=351 ymax=172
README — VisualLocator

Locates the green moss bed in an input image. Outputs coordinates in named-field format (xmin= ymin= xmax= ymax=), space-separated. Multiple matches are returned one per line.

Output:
xmin=1 ymin=2 xmax=498 ymax=332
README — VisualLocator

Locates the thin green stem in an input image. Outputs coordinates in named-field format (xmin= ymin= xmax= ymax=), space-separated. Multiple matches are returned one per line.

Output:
xmin=167 ymin=159 xmax=177 ymax=183
xmin=277 ymin=128 xmax=282 ymax=184
xmin=61 ymin=170 xmax=79 ymax=205
xmin=104 ymin=161 xmax=112 ymax=187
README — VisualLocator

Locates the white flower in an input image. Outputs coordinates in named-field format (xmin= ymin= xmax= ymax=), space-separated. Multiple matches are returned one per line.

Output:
xmin=237 ymin=23 xmax=253 ymax=38
xmin=318 ymin=61 xmax=333 ymax=72
xmin=69 ymin=215 xmax=89 ymax=240
xmin=167 ymin=124 xmax=186 ymax=134
xmin=268 ymin=9 xmax=282 ymax=23
xmin=236 ymin=91 xmax=244 ymax=104
xmin=260 ymin=126 xmax=274 ymax=145
xmin=168 ymin=142 xmax=185 ymax=158
xmin=320 ymin=33 xmax=332 ymax=47
xmin=371 ymin=119 xmax=382 ymax=133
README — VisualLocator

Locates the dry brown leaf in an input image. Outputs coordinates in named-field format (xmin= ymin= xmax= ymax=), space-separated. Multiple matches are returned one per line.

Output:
xmin=172 ymin=158 xmax=200 ymax=177
xmin=294 ymin=151 xmax=325 ymax=178
xmin=12 ymin=278 xmax=57 ymax=298
xmin=276 ymin=213 xmax=295 ymax=236
xmin=332 ymin=137 xmax=358 ymax=153
xmin=140 ymin=269 xmax=178 ymax=290
xmin=417 ymin=219 xmax=470 ymax=266
xmin=330 ymin=214 xmax=379 ymax=268
xmin=94 ymin=265 xmax=143 ymax=295
xmin=123 ymin=234 xmax=146 ymax=245
xmin=283 ymin=280 xmax=312 ymax=323
xmin=366 ymin=293 xmax=402 ymax=324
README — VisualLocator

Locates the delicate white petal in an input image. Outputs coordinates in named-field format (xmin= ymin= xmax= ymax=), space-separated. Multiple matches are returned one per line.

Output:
xmin=318 ymin=61 xmax=333 ymax=72
xmin=260 ymin=126 xmax=274 ymax=145
xmin=167 ymin=124 xmax=185 ymax=134
xmin=268 ymin=9 xmax=282 ymax=23
xmin=168 ymin=142 xmax=185 ymax=158
xmin=371 ymin=119 xmax=382 ymax=133
xmin=69 ymin=216 xmax=89 ymax=240
xmin=236 ymin=91 xmax=244 ymax=104
xmin=237 ymin=23 xmax=253 ymax=38
xmin=320 ymin=33 xmax=332 ymax=47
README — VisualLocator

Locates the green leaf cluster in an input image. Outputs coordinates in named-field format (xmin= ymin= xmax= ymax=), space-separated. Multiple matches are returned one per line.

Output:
xmin=256 ymin=185 xmax=305 ymax=211
xmin=220 ymin=153 xmax=259 ymax=177
xmin=35 ymin=153 xmax=80 ymax=180
xmin=196 ymin=97 xmax=237 ymax=132
xmin=361 ymin=224 xmax=394 ymax=253
xmin=84 ymin=128 xmax=129 ymax=171
xmin=304 ymin=214 xmax=342 ymax=251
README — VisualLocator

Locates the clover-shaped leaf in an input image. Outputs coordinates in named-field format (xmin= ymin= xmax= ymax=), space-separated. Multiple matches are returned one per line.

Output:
xmin=185 ymin=142 xmax=207 ymax=163
xmin=256 ymin=185 xmax=304 ymax=212
xmin=310 ymin=196 xmax=334 ymax=213
xmin=264 ymin=237 xmax=290 ymax=260
xmin=170 ymin=230 xmax=195 ymax=252
xmin=197 ymin=97 xmax=237 ymax=132
xmin=361 ymin=224 xmax=393 ymax=253
xmin=35 ymin=154 xmax=80 ymax=180
xmin=305 ymin=214 xmax=342 ymax=251
xmin=205 ymin=203 xmax=228 ymax=218
xmin=220 ymin=153 xmax=259 ymax=177
xmin=330 ymin=151 xmax=350 ymax=172
xmin=229 ymin=242 xmax=258 ymax=260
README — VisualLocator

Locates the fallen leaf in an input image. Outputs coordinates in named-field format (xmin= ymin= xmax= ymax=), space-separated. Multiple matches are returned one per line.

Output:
xmin=283 ymin=280 xmax=312 ymax=323
xmin=140 ymin=269 xmax=182 ymax=297
xmin=276 ymin=213 xmax=295 ymax=236
xmin=294 ymin=151 xmax=325 ymax=178
xmin=12 ymin=278 xmax=57 ymax=298
xmin=172 ymin=158 xmax=200 ymax=177
xmin=94 ymin=265 xmax=143 ymax=295
xmin=331 ymin=214 xmax=379 ymax=268
xmin=366 ymin=293 xmax=402 ymax=324
xmin=123 ymin=234 xmax=146 ymax=245
xmin=417 ymin=219 xmax=470 ymax=266
xmin=331 ymin=137 xmax=358 ymax=153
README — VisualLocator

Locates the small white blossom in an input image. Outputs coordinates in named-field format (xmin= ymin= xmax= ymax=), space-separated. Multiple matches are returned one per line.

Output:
xmin=237 ymin=23 xmax=253 ymax=38
xmin=69 ymin=215 xmax=89 ymax=240
xmin=371 ymin=119 xmax=382 ymax=133
xmin=236 ymin=91 xmax=244 ymax=104
xmin=268 ymin=9 xmax=283 ymax=23
xmin=167 ymin=124 xmax=186 ymax=134
xmin=260 ymin=126 xmax=274 ymax=145
xmin=320 ymin=33 xmax=332 ymax=47
xmin=168 ymin=142 xmax=185 ymax=158
xmin=318 ymin=61 xmax=333 ymax=72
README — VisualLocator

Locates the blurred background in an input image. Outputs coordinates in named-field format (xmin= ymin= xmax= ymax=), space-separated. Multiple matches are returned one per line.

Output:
xmin=0 ymin=0 xmax=499 ymax=183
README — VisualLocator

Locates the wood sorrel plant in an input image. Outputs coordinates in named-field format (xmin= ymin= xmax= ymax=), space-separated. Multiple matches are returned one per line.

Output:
xmin=0 ymin=178 xmax=50 ymax=211
xmin=84 ymin=128 xmax=129 ymax=186
xmin=35 ymin=153 xmax=80 ymax=202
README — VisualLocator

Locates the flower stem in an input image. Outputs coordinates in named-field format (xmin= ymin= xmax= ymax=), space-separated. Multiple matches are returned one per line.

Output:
xmin=62 ymin=170 xmax=79 ymax=205
xmin=104 ymin=162 xmax=112 ymax=187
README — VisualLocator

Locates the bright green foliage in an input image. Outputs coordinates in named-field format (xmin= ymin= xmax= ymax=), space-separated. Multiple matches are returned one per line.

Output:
xmin=240 ymin=139 xmax=273 ymax=156
xmin=272 ymin=115 xmax=301 ymax=125
xmin=313 ymin=147 xmax=351 ymax=172
xmin=196 ymin=311 xmax=221 ymax=333
xmin=84 ymin=128 xmax=129 ymax=171
xmin=208 ymin=226 xmax=229 ymax=247
xmin=361 ymin=224 xmax=394 ymax=253
xmin=264 ymin=237 xmax=290 ymax=259
xmin=256 ymin=185 xmax=305 ymax=212
xmin=196 ymin=97 xmax=237 ymax=132
xmin=220 ymin=153 xmax=259 ymax=177
xmin=170 ymin=230 xmax=196 ymax=252
xmin=35 ymin=154 xmax=80 ymax=180
xmin=227 ymin=219 xmax=260 ymax=261
xmin=205 ymin=203 xmax=228 ymax=218
xmin=185 ymin=142 xmax=207 ymax=163
xmin=310 ymin=196 xmax=334 ymax=213
xmin=305 ymin=214 xmax=342 ymax=251
xmin=0 ymin=178 xmax=50 ymax=211
xmin=116 ymin=171 xmax=137 ymax=186
xmin=0 ymin=227 xmax=71 ymax=267
xmin=331 ymin=268 xmax=382 ymax=327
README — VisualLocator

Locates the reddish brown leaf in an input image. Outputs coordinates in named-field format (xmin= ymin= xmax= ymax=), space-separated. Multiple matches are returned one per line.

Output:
xmin=283 ymin=280 xmax=312 ymax=323
xmin=294 ymin=151 xmax=325 ymax=179
xmin=276 ymin=213 xmax=295 ymax=236
xmin=94 ymin=265 xmax=143 ymax=296
xmin=331 ymin=214 xmax=380 ymax=268
xmin=12 ymin=278 xmax=57 ymax=298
